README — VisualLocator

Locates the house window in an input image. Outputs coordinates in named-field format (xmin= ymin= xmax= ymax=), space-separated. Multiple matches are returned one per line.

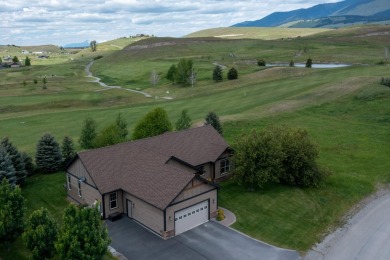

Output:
xmin=67 ymin=174 xmax=71 ymax=190
xmin=78 ymin=180 xmax=82 ymax=197
xmin=110 ymin=192 xmax=118 ymax=209
xmin=220 ymin=158 xmax=230 ymax=175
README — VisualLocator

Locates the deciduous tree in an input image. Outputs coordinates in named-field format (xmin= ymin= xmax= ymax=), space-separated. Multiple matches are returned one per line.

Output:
xmin=35 ymin=133 xmax=62 ymax=173
xmin=150 ymin=69 xmax=160 ymax=87
xmin=115 ymin=113 xmax=128 ymax=140
xmin=56 ymin=205 xmax=110 ymax=260
xmin=175 ymin=58 xmax=193 ymax=86
xmin=132 ymin=107 xmax=172 ymax=140
xmin=90 ymin=40 xmax=97 ymax=52
xmin=0 ymin=178 xmax=25 ymax=244
xmin=23 ymin=208 xmax=58 ymax=260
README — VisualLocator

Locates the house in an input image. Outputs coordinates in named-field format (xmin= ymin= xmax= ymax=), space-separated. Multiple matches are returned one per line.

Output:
xmin=65 ymin=125 xmax=233 ymax=239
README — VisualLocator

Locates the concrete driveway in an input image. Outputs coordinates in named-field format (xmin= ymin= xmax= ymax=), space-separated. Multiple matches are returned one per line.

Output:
xmin=106 ymin=217 xmax=300 ymax=260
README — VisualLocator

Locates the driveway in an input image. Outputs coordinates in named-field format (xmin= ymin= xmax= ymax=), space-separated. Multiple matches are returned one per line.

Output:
xmin=305 ymin=191 xmax=390 ymax=260
xmin=106 ymin=218 xmax=300 ymax=260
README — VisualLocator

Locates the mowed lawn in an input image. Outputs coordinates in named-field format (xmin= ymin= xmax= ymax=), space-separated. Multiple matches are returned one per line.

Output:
xmin=0 ymin=25 xmax=389 ymax=256
xmin=219 ymin=85 xmax=390 ymax=251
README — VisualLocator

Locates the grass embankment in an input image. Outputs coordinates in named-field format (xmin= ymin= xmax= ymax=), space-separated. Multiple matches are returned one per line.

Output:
xmin=219 ymin=85 xmax=390 ymax=251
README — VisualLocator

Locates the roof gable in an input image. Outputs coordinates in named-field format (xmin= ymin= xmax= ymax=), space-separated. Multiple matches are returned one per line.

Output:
xmin=74 ymin=125 xmax=229 ymax=209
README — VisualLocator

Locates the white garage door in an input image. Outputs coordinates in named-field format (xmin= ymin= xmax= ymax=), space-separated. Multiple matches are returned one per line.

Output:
xmin=174 ymin=200 xmax=209 ymax=235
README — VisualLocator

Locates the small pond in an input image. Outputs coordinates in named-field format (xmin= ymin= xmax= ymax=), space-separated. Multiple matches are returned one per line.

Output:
xmin=267 ymin=63 xmax=351 ymax=68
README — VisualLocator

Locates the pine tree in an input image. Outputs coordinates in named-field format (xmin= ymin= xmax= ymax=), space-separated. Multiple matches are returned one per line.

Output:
xmin=20 ymin=152 xmax=35 ymax=176
xmin=306 ymin=58 xmax=313 ymax=68
xmin=227 ymin=67 xmax=238 ymax=80
xmin=62 ymin=136 xmax=76 ymax=167
xmin=79 ymin=117 xmax=98 ymax=149
xmin=166 ymin=64 xmax=177 ymax=84
xmin=0 ymin=147 xmax=16 ymax=186
xmin=0 ymin=137 xmax=27 ymax=185
xmin=25 ymin=56 xmax=31 ymax=66
xmin=35 ymin=133 xmax=62 ymax=173
xmin=175 ymin=109 xmax=192 ymax=131
xmin=213 ymin=65 xmax=223 ymax=82
xmin=205 ymin=112 xmax=223 ymax=135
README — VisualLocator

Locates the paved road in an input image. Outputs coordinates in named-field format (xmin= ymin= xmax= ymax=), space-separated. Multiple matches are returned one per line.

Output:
xmin=305 ymin=192 xmax=390 ymax=260
xmin=107 ymin=218 xmax=301 ymax=260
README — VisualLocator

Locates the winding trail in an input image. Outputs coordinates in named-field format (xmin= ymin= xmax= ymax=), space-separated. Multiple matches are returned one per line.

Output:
xmin=85 ymin=60 xmax=152 ymax=97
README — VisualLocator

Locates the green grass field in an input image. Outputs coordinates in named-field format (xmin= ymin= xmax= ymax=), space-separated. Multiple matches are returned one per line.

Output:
xmin=0 ymin=25 xmax=390 ymax=256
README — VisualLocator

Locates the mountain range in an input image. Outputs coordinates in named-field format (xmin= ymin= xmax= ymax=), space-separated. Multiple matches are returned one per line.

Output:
xmin=63 ymin=40 xmax=90 ymax=48
xmin=232 ymin=0 xmax=390 ymax=28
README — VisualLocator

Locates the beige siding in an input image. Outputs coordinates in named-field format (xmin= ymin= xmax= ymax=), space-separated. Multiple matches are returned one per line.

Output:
xmin=67 ymin=158 xmax=97 ymax=188
xmin=67 ymin=173 xmax=101 ymax=206
xmin=200 ymin=163 xmax=212 ymax=180
xmin=123 ymin=192 xmax=164 ymax=235
xmin=214 ymin=151 xmax=232 ymax=180
xmin=172 ymin=179 xmax=214 ymax=204
xmin=103 ymin=190 xmax=124 ymax=218
xmin=165 ymin=189 xmax=217 ymax=232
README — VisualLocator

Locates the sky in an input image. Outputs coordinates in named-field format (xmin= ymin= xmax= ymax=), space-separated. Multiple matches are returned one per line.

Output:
xmin=1 ymin=0 xmax=340 ymax=46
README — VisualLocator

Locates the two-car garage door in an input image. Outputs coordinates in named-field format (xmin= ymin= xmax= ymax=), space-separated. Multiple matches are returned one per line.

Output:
xmin=174 ymin=200 xmax=209 ymax=235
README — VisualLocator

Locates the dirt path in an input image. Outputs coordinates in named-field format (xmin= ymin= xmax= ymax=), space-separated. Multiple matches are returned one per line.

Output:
xmin=304 ymin=186 xmax=390 ymax=260
xmin=85 ymin=60 xmax=153 ymax=97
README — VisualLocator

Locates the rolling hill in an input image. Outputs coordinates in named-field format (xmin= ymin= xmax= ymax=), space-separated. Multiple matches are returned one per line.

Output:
xmin=232 ymin=0 xmax=390 ymax=28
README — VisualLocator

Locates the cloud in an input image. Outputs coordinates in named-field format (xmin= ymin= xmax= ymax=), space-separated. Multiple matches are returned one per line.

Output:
xmin=0 ymin=0 xmax=341 ymax=45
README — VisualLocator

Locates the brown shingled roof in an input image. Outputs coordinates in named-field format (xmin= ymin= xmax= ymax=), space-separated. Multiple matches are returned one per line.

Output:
xmin=76 ymin=125 xmax=228 ymax=210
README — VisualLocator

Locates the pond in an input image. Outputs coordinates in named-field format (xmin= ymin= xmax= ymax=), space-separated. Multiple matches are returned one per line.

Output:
xmin=267 ymin=63 xmax=351 ymax=68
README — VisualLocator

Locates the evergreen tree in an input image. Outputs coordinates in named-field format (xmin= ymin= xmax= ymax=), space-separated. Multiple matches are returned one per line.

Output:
xmin=12 ymin=56 xmax=19 ymax=63
xmin=0 ymin=137 xmax=27 ymax=185
xmin=35 ymin=133 xmax=62 ymax=173
xmin=56 ymin=205 xmax=110 ymax=260
xmin=25 ymin=56 xmax=31 ymax=66
xmin=0 ymin=147 xmax=16 ymax=186
xmin=205 ymin=112 xmax=223 ymax=135
xmin=23 ymin=208 xmax=58 ymax=260
xmin=132 ymin=107 xmax=173 ymax=140
xmin=257 ymin=59 xmax=266 ymax=66
xmin=289 ymin=60 xmax=295 ymax=67
xmin=0 ymin=178 xmax=25 ymax=244
xmin=166 ymin=64 xmax=177 ymax=84
xmin=227 ymin=67 xmax=238 ymax=80
xmin=79 ymin=117 xmax=98 ymax=149
xmin=115 ymin=113 xmax=128 ymax=140
xmin=20 ymin=152 xmax=35 ymax=176
xmin=212 ymin=65 xmax=223 ymax=82
xmin=175 ymin=109 xmax=192 ymax=131
xmin=306 ymin=58 xmax=313 ymax=68
xmin=62 ymin=136 xmax=76 ymax=167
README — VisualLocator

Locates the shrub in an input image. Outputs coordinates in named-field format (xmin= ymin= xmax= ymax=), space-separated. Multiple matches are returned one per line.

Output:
xmin=216 ymin=209 xmax=225 ymax=221
xmin=257 ymin=59 xmax=266 ymax=66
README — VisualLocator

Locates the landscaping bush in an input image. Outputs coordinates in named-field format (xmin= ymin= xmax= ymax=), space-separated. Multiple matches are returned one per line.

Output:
xmin=216 ymin=209 xmax=225 ymax=221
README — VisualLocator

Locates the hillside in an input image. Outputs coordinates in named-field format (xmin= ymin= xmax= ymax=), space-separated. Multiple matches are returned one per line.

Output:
xmin=233 ymin=0 xmax=390 ymax=28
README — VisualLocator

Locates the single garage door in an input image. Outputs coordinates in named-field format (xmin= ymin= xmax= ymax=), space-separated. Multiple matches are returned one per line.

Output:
xmin=174 ymin=200 xmax=209 ymax=235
